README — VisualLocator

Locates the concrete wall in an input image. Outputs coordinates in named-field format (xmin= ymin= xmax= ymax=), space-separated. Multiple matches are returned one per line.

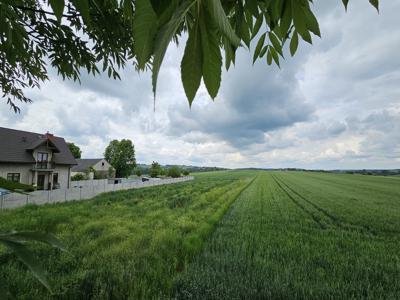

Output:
xmin=1 ymin=176 xmax=195 ymax=209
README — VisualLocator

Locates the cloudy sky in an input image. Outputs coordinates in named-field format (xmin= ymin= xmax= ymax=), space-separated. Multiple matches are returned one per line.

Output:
xmin=1 ymin=1 xmax=399 ymax=169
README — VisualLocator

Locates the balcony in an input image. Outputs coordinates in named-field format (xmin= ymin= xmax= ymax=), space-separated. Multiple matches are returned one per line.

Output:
xmin=32 ymin=162 xmax=55 ymax=171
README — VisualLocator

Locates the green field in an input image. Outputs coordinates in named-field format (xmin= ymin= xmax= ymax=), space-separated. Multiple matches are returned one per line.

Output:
xmin=0 ymin=171 xmax=399 ymax=299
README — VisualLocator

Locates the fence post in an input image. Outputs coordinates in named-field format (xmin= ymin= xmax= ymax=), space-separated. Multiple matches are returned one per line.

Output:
xmin=79 ymin=187 xmax=82 ymax=200
xmin=26 ymin=194 xmax=29 ymax=205
xmin=47 ymin=190 xmax=50 ymax=203
xmin=1 ymin=194 xmax=3 ymax=210
xmin=65 ymin=189 xmax=67 ymax=201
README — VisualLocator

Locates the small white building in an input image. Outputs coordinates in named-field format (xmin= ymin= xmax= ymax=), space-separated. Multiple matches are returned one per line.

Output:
xmin=0 ymin=127 xmax=77 ymax=190
xmin=71 ymin=158 xmax=114 ymax=179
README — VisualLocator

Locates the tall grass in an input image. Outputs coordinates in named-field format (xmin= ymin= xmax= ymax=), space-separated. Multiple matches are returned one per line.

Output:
xmin=0 ymin=171 xmax=255 ymax=299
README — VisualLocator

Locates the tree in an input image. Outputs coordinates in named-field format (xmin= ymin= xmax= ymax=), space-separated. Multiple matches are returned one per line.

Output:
xmin=168 ymin=166 xmax=182 ymax=178
xmin=1 ymin=0 xmax=379 ymax=112
xmin=135 ymin=169 xmax=142 ymax=177
xmin=67 ymin=142 xmax=82 ymax=159
xmin=183 ymin=170 xmax=190 ymax=176
xmin=104 ymin=139 xmax=136 ymax=178
xmin=149 ymin=161 xmax=162 ymax=178
xmin=108 ymin=166 xmax=116 ymax=178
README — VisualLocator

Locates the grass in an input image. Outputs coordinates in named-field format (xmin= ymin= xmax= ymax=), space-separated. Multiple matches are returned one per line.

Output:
xmin=0 ymin=170 xmax=255 ymax=299
xmin=174 ymin=172 xmax=400 ymax=299
xmin=1 ymin=170 xmax=399 ymax=299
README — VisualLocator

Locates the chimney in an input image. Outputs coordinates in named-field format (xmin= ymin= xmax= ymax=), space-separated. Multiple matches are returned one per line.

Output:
xmin=45 ymin=131 xmax=54 ymax=139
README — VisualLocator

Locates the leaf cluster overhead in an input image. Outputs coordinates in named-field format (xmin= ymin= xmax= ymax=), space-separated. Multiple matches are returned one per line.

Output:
xmin=0 ymin=0 xmax=379 ymax=111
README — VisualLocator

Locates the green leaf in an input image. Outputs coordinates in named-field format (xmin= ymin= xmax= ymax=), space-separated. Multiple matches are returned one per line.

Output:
xmin=71 ymin=0 xmax=90 ymax=23
xmin=253 ymin=33 xmax=266 ymax=63
xmin=0 ymin=231 xmax=67 ymax=252
xmin=200 ymin=12 xmax=222 ymax=99
xmin=240 ymin=15 xmax=251 ymax=48
xmin=223 ymin=36 xmax=235 ymax=70
xmin=266 ymin=47 xmax=272 ymax=65
xmin=48 ymin=0 xmax=65 ymax=23
xmin=304 ymin=8 xmax=321 ymax=37
xmin=251 ymin=14 xmax=263 ymax=40
xmin=205 ymin=0 xmax=241 ymax=47
xmin=269 ymin=32 xmax=283 ymax=57
xmin=2 ymin=240 xmax=51 ymax=291
xmin=245 ymin=0 xmax=259 ymax=17
xmin=260 ymin=45 xmax=268 ymax=58
xmin=290 ymin=31 xmax=299 ymax=56
xmin=342 ymin=0 xmax=349 ymax=10
xmin=279 ymin=0 xmax=292 ymax=39
xmin=292 ymin=0 xmax=311 ymax=44
xmin=369 ymin=0 xmax=379 ymax=12
xmin=269 ymin=46 xmax=280 ymax=67
xmin=181 ymin=21 xmax=203 ymax=105
xmin=132 ymin=0 xmax=158 ymax=69
xmin=152 ymin=0 xmax=196 ymax=98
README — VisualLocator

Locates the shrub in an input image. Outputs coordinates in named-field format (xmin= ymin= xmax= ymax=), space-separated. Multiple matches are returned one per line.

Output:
xmin=183 ymin=170 xmax=190 ymax=176
xmin=135 ymin=169 xmax=142 ymax=177
xmin=0 ymin=177 xmax=35 ymax=192
xmin=71 ymin=174 xmax=86 ymax=181
xmin=168 ymin=166 xmax=181 ymax=178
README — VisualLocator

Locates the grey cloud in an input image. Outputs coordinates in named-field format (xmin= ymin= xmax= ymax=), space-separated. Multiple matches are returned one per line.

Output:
xmin=167 ymin=49 xmax=314 ymax=149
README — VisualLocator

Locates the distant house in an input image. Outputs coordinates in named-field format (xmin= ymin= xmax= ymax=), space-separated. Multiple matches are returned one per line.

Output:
xmin=71 ymin=158 xmax=114 ymax=179
xmin=0 ymin=127 xmax=77 ymax=190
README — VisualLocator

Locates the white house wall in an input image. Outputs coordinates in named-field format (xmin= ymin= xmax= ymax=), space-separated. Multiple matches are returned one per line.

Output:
xmin=0 ymin=163 xmax=33 ymax=184
xmin=0 ymin=163 xmax=71 ymax=189
xmin=93 ymin=159 xmax=113 ymax=172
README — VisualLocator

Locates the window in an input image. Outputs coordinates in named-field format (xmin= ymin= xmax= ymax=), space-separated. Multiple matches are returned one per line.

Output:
xmin=53 ymin=173 xmax=58 ymax=184
xmin=36 ymin=152 xmax=49 ymax=169
xmin=7 ymin=173 xmax=20 ymax=183
xmin=102 ymin=162 xmax=105 ymax=166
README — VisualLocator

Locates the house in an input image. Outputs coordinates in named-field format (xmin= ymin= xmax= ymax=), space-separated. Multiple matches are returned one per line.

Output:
xmin=71 ymin=158 xmax=114 ymax=179
xmin=0 ymin=127 xmax=77 ymax=190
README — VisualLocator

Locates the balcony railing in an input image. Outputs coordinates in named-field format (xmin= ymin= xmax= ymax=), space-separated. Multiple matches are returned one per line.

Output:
xmin=32 ymin=162 xmax=55 ymax=170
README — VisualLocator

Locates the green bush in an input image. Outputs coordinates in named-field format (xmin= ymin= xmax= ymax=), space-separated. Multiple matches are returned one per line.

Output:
xmin=183 ymin=170 xmax=190 ymax=176
xmin=0 ymin=177 xmax=35 ymax=192
xmin=168 ymin=166 xmax=181 ymax=178
xmin=71 ymin=174 xmax=86 ymax=181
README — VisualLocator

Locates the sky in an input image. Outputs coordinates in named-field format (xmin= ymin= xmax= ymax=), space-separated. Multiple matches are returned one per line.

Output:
xmin=1 ymin=1 xmax=400 ymax=169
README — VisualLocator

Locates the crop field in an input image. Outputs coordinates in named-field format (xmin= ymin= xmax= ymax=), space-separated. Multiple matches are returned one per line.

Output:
xmin=175 ymin=172 xmax=400 ymax=299
xmin=0 ymin=171 xmax=399 ymax=299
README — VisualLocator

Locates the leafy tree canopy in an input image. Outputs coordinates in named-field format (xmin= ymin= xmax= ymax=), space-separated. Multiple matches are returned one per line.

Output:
xmin=149 ymin=161 xmax=162 ymax=178
xmin=168 ymin=165 xmax=182 ymax=178
xmin=1 ymin=0 xmax=379 ymax=112
xmin=104 ymin=139 xmax=136 ymax=177
xmin=67 ymin=142 xmax=82 ymax=159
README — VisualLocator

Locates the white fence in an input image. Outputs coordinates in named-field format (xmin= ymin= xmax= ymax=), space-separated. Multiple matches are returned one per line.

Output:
xmin=0 ymin=176 xmax=194 ymax=210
